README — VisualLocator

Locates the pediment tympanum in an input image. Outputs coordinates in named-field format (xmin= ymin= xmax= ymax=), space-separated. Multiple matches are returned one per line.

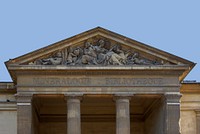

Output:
xmin=28 ymin=37 xmax=164 ymax=66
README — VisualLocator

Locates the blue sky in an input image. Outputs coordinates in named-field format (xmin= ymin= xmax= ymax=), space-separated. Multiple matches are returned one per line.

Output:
xmin=0 ymin=1 xmax=199 ymax=82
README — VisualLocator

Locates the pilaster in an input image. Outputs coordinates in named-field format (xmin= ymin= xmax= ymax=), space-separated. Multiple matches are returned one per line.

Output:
xmin=164 ymin=93 xmax=182 ymax=134
xmin=196 ymin=110 xmax=200 ymax=134
xmin=15 ymin=94 xmax=33 ymax=134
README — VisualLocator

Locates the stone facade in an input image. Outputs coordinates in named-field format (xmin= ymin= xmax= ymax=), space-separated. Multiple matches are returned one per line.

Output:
xmin=0 ymin=27 xmax=198 ymax=134
xmin=0 ymin=83 xmax=17 ymax=134
xmin=180 ymin=83 xmax=200 ymax=134
xmin=1 ymin=82 xmax=200 ymax=134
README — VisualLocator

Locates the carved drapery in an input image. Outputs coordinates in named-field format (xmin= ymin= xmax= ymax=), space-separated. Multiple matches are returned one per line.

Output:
xmin=28 ymin=38 xmax=163 ymax=66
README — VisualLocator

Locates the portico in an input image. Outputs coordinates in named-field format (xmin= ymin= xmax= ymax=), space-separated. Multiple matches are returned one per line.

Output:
xmin=5 ymin=27 xmax=195 ymax=134
xmin=14 ymin=93 xmax=182 ymax=134
xmin=12 ymin=66 xmax=184 ymax=134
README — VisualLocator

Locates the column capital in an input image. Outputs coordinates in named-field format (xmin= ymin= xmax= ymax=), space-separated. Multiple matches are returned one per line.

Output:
xmin=113 ymin=94 xmax=133 ymax=101
xmin=15 ymin=94 xmax=33 ymax=103
xmin=164 ymin=93 xmax=182 ymax=104
xmin=64 ymin=93 xmax=83 ymax=101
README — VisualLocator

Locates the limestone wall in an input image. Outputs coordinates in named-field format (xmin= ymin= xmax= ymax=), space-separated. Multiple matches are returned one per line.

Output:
xmin=180 ymin=110 xmax=197 ymax=134
xmin=181 ymin=93 xmax=200 ymax=134
xmin=180 ymin=83 xmax=200 ymax=134
xmin=0 ymin=91 xmax=17 ymax=134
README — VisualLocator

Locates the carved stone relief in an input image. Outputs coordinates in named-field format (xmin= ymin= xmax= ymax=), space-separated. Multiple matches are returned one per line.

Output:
xmin=28 ymin=39 xmax=163 ymax=66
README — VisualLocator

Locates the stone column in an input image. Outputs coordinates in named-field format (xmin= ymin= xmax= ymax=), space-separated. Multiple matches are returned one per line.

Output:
xmin=114 ymin=95 xmax=131 ymax=134
xmin=164 ymin=93 xmax=182 ymax=134
xmin=15 ymin=94 xmax=33 ymax=134
xmin=196 ymin=110 xmax=200 ymax=134
xmin=64 ymin=94 xmax=82 ymax=134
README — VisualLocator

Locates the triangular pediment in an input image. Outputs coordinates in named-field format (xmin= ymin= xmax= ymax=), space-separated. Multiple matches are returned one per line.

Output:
xmin=6 ymin=27 xmax=195 ymax=81
xmin=18 ymin=36 xmax=170 ymax=66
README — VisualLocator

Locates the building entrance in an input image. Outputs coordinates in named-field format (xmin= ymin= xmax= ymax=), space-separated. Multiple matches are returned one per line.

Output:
xmin=31 ymin=94 xmax=167 ymax=134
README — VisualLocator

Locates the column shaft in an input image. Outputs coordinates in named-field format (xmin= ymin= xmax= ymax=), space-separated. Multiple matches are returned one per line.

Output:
xmin=65 ymin=95 xmax=82 ymax=134
xmin=115 ymin=96 xmax=131 ymax=134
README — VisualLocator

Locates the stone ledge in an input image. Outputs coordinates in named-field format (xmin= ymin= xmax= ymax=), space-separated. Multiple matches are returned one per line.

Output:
xmin=7 ymin=64 xmax=189 ymax=70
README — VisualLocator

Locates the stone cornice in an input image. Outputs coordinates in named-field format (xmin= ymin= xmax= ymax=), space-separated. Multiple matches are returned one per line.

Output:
xmin=180 ymin=83 xmax=200 ymax=93
xmin=7 ymin=64 xmax=190 ymax=70
xmin=8 ymin=65 xmax=188 ymax=84
xmin=15 ymin=94 xmax=33 ymax=103
xmin=0 ymin=103 xmax=17 ymax=111
xmin=0 ymin=82 xmax=16 ymax=92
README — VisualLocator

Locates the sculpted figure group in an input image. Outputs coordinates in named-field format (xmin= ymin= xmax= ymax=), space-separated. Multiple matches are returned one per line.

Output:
xmin=33 ymin=39 xmax=160 ymax=66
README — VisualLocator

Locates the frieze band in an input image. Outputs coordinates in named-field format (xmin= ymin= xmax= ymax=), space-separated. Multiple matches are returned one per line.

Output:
xmin=32 ymin=77 xmax=164 ymax=87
